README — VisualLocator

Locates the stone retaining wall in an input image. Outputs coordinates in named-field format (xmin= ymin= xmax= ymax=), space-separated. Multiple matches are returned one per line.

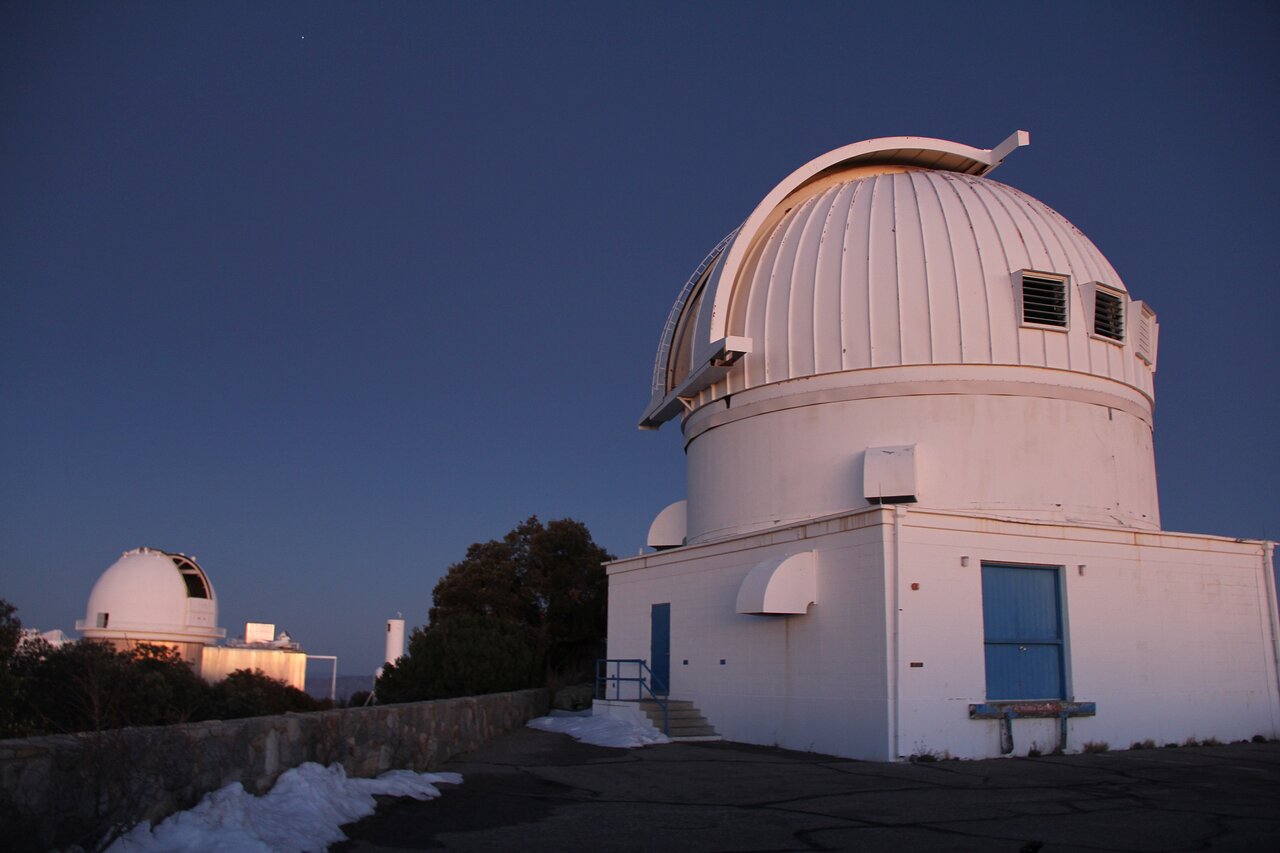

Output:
xmin=0 ymin=688 xmax=549 ymax=851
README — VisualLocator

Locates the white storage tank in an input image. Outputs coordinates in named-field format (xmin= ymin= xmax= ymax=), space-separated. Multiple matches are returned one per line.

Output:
xmin=384 ymin=616 xmax=406 ymax=666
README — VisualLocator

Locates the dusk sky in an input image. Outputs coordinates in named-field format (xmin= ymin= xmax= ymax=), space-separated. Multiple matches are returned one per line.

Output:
xmin=3 ymin=2 xmax=1277 ymax=676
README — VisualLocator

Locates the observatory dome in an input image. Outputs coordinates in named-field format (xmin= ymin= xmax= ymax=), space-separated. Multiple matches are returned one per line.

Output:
xmin=76 ymin=548 xmax=225 ymax=653
xmin=643 ymin=133 xmax=1162 ymax=544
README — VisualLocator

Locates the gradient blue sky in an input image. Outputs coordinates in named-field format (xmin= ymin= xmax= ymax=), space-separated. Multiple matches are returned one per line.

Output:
xmin=3 ymin=2 xmax=1277 ymax=675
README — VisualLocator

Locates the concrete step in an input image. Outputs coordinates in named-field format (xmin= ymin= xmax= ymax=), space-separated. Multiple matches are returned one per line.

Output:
xmin=638 ymin=698 xmax=720 ymax=741
xmin=641 ymin=705 xmax=701 ymax=718
xmin=641 ymin=699 xmax=695 ymax=711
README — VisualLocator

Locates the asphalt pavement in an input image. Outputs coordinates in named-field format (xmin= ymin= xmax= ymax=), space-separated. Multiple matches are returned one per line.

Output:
xmin=333 ymin=728 xmax=1280 ymax=852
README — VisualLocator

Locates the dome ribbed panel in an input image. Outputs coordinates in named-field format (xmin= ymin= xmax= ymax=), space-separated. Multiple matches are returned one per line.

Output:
xmin=958 ymin=174 xmax=1023 ymax=365
xmin=840 ymin=180 xmax=873 ymax=370
xmin=786 ymin=190 xmax=828 ymax=378
xmin=867 ymin=173 xmax=902 ymax=367
xmin=812 ymin=183 xmax=854 ymax=375
xmin=708 ymin=170 xmax=1138 ymax=403
xmin=738 ymin=216 xmax=787 ymax=389
xmin=895 ymin=173 xmax=932 ymax=365
xmin=764 ymin=196 xmax=811 ymax=383
xmin=932 ymin=172 xmax=992 ymax=363
xmin=913 ymin=172 xmax=963 ymax=363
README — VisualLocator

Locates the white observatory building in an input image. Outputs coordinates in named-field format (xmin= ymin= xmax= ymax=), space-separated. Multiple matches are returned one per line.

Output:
xmin=603 ymin=132 xmax=1280 ymax=760
xmin=76 ymin=547 xmax=226 ymax=668
xmin=74 ymin=548 xmax=327 ymax=691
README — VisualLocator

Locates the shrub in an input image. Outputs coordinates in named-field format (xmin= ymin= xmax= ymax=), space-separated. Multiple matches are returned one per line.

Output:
xmin=0 ymin=597 xmax=325 ymax=736
xmin=11 ymin=641 xmax=207 ymax=734
xmin=202 ymin=669 xmax=324 ymax=720
xmin=377 ymin=614 xmax=539 ymax=702
xmin=908 ymin=744 xmax=951 ymax=762
xmin=1082 ymin=741 xmax=1110 ymax=753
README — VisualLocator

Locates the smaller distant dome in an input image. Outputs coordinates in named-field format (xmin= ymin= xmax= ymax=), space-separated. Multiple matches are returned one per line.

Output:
xmin=76 ymin=548 xmax=225 ymax=645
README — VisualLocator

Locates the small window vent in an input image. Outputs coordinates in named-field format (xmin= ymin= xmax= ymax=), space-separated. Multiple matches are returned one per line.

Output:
xmin=1133 ymin=300 xmax=1158 ymax=367
xmin=1019 ymin=272 xmax=1068 ymax=328
xmin=96 ymin=612 xmax=109 ymax=628
xmin=1093 ymin=289 xmax=1124 ymax=341
xmin=1135 ymin=309 xmax=1152 ymax=355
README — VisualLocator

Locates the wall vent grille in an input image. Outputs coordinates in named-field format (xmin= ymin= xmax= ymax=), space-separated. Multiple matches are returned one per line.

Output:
xmin=1093 ymin=289 xmax=1124 ymax=341
xmin=1020 ymin=273 xmax=1068 ymax=327
xmin=1133 ymin=301 xmax=1158 ymax=366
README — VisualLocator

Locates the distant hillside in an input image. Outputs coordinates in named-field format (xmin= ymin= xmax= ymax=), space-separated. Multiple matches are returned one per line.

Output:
xmin=306 ymin=674 xmax=373 ymax=703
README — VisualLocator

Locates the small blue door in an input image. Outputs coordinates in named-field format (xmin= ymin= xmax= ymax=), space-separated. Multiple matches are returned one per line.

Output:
xmin=650 ymin=603 xmax=670 ymax=696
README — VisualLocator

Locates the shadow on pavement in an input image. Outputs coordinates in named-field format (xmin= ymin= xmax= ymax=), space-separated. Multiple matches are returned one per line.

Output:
xmin=333 ymin=727 xmax=1280 ymax=852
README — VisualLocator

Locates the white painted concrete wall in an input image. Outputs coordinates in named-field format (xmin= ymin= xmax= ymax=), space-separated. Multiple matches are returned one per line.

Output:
xmin=607 ymin=508 xmax=1280 ymax=761
xmin=895 ymin=512 xmax=1280 ymax=758
xmin=609 ymin=510 xmax=896 ymax=760
xmin=683 ymin=376 xmax=1159 ymax=544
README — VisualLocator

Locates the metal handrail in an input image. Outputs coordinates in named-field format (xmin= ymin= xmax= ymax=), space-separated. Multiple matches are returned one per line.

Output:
xmin=596 ymin=658 xmax=669 ymax=735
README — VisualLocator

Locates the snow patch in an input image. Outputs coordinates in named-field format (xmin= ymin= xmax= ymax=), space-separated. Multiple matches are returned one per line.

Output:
xmin=527 ymin=710 xmax=670 ymax=747
xmin=107 ymin=763 xmax=461 ymax=853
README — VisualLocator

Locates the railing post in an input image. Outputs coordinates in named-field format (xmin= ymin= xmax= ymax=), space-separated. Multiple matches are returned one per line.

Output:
xmin=595 ymin=659 xmax=671 ymax=735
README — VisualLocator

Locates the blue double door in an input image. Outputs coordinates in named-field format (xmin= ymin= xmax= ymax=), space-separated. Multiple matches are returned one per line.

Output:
xmin=981 ymin=563 xmax=1065 ymax=701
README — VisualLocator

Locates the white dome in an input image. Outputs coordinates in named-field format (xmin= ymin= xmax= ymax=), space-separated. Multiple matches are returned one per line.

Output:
xmin=642 ymin=134 xmax=1163 ymax=542
xmin=76 ymin=548 xmax=224 ymax=645
xmin=728 ymin=170 xmax=1140 ymax=387
xmin=645 ymin=134 xmax=1156 ymax=425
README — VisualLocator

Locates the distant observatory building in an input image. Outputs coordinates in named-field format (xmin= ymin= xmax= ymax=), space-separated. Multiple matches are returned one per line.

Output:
xmin=76 ymin=547 xmax=225 ymax=666
xmin=603 ymin=132 xmax=1280 ymax=760
xmin=75 ymin=547 xmax=332 ymax=693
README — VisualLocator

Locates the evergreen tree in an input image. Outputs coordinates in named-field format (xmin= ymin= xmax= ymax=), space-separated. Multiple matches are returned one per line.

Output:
xmin=378 ymin=517 xmax=612 ymax=701
xmin=0 ymin=599 xmax=25 ymax=737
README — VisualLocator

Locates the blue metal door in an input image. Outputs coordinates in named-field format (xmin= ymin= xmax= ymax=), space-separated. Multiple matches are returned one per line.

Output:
xmin=981 ymin=564 xmax=1064 ymax=700
xmin=650 ymin=603 xmax=670 ymax=696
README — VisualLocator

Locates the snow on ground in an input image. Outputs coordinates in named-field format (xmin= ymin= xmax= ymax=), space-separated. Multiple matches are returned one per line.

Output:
xmin=107 ymin=763 xmax=461 ymax=853
xmin=102 ymin=713 xmax=658 ymax=852
xmin=527 ymin=709 xmax=670 ymax=747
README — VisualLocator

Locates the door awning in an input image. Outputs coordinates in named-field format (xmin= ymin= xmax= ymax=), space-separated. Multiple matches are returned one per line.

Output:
xmin=735 ymin=551 xmax=816 ymax=615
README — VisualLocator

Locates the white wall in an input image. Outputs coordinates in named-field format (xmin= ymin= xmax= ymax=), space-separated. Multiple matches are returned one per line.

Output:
xmin=683 ymin=378 xmax=1160 ymax=543
xmin=608 ymin=510 xmax=896 ymax=760
xmin=608 ymin=507 xmax=1279 ymax=762
xmin=896 ymin=512 xmax=1280 ymax=758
